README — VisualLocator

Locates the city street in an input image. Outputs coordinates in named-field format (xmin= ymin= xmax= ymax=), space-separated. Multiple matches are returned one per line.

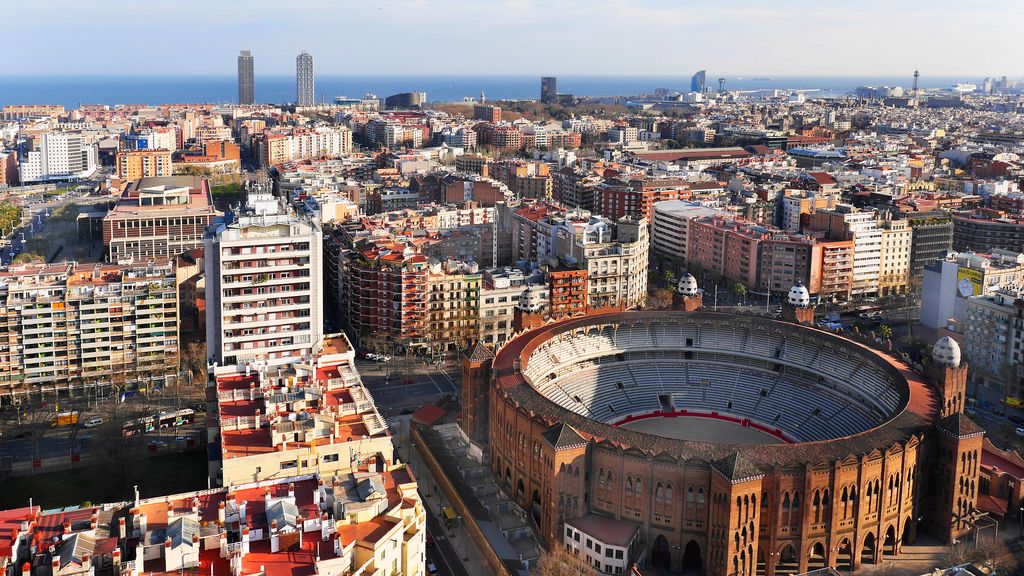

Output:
xmin=356 ymin=355 xmax=459 ymax=412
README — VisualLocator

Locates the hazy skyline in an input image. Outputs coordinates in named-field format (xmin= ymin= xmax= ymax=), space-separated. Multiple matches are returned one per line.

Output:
xmin=5 ymin=0 xmax=1022 ymax=77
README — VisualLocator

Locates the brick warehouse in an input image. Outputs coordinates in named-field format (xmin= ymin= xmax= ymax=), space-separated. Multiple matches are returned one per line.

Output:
xmin=462 ymin=302 xmax=982 ymax=575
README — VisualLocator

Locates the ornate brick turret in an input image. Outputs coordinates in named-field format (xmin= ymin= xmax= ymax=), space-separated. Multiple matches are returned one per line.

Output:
xmin=461 ymin=342 xmax=494 ymax=444
xmin=781 ymin=282 xmax=815 ymax=324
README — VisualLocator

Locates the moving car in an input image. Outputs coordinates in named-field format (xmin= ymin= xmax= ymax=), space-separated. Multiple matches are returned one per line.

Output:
xmin=82 ymin=416 xmax=104 ymax=428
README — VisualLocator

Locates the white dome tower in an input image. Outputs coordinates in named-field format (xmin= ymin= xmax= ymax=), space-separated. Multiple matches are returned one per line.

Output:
xmin=787 ymin=283 xmax=811 ymax=308
xmin=677 ymin=273 xmax=700 ymax=297
xmin=673 ymin=273 xmax=703 ymax=311
xmin=932 ymin=336 xmax=961 ymax=369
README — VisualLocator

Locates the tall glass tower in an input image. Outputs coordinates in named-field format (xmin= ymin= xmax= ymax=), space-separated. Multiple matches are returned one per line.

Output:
xmin=296 ymin=51 xmax=315 ymax=107
xmin=238 ymin=50 xmax=254 ymax=105
xmin=691 ymin=70 xmax=706 ymax=93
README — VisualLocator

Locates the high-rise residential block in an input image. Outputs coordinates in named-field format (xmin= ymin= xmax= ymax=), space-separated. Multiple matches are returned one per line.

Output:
xmin=296 ymin=51 xmax=315 ymax=107
xmin=238 ymin=50 xmax=255 ymax=105
xmin=18 ymin=132 xmax=98 ymax=182
xmin=0 ymin=260 xmax=179 ymax=398
xmin=205 ymin=184 xmax=323 ymax=374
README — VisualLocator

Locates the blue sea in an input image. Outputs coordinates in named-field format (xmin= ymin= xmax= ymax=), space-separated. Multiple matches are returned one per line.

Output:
xmin=0 ymin=74 xmax=981 ymax=108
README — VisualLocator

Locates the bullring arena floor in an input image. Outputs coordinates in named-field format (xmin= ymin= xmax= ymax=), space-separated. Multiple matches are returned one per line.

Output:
xmin=618 ymin=415 xmax=787 ymax=445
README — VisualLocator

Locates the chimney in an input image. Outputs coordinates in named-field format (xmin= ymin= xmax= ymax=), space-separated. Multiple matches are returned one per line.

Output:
xmin=254 ymin=409 xmax=261 ymax=430
xmin=249 ymin=382 xmax=255 ymax=401
xmin=164 ymin=538 xmax=172 ymax=552
xmin=264 ymin=489 xmax=272 ymax=508
xmin=217 ymin=502 xmax=226 ymax=523
xmin=192 ymin=497 xmax=200 ymax=514
xmin=296 ymin=516 xmax=303 ymax=546
xmin=118 ymin=517 xmax=127 ymax=539
xmin=81 ymin=555 xmax=90 ymax=572
xmin=192 ymin=533 xmax=200 ymax=546
xmin=238 ymin=500 xmax=247 ymax=523
xmin=89 ymin=513 xmax=98 ymax=531
xmin=63 ymin=520 xmax=72 ymax=535
xmin=288 ymin=483 xmax=295 ymax=499
xmin=138 ymin=513 xmax=147 ymax=536
xmin=112 ymin=548 xmax=122 ymax=567
xmin=312 ymin=486 xmax=321 ymax=505
xmin=270 ymin=519 xmax=278 ymax=533
xmin=51 ymin=557 xmax=59 ymax=573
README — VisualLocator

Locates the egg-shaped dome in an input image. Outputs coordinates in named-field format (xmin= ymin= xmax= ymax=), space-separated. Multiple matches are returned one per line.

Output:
xmin=518 ymin=285 xmax=544 ymax=312
xmin=932 ymin=336 xmax=961 ymax=368
xmin=787 ymin=283 xmax=811 ymax=308
xmin=677 ymin=273 xmax=700 ymax=297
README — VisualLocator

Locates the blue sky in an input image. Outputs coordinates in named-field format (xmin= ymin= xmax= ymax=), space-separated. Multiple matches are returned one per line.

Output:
xmin=5 ymin=0 xmax=1021 ymax=76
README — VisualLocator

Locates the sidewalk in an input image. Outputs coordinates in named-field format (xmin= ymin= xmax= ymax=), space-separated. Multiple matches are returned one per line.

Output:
xmin=392 ymin=418 xmax=492 ymax=575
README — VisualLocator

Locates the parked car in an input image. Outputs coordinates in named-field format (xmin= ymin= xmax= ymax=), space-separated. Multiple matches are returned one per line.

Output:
xmin=82 ymin=416 xmax=104 ymax=428
xmin=1015 ymin=427 xmax=1024 ymax=438
xmin=427 ymin=563 xmax=438 ymax=576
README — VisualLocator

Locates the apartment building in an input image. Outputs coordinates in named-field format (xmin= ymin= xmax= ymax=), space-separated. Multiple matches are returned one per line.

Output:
xmin=0 ymin=261 xmax=178 ymax=398
xmin=479 ymin=267 xmax=546 ymax=347
xmin=19 ymin=132 xmax=98 ymax=182
xmin=512 ymin=204 xmax=649 ymax=311
xmin=920 ymin=250 xmax=1024 ymax=330
xmin=212 ymin=333 xmax=394 ymax=485
xmin=116 ymin=149 xmax=173 ymax=180
xmin=256 ymin=127 xmax=354 ymax=167
xmin=103 ymin=176 xmax=217 ymax=262
xmin=595 ymin=178 xmax=690 ymax=222
xmin=426 ymin=259 xmax=481 ymax=352
xmin=553 ymin=168 xmax=602 ymax=212
xmin=780 ymin=190 xmax=838 ymax=232
xmin=962 ymin=287 xmax=1024 ymax=398
xmin=908 ymin=212 xmax=953 ymax=283
xmin=953 ymin=211 xmax=1024 ymax=254
xmin=650 ymin=201 xmax=725 ymax=273
xmin=548 ymin=266 xmax=588 ymax=319
xmin=339 ymin=247 xmax=429 ymax=350
xmin=878 ymin=216 xmax=912 ymax=296
xmin=561 ymin=217 xmax=649 ymax=312
xmin=810 ymin=205 xmax=882 ymax=296
xmin=205 ymin=187 xmax=322 ymax=373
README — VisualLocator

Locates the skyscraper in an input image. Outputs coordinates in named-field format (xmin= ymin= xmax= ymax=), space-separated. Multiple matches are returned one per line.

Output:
xmin=690 ymin=70 xmax=706 ymax=93
xmin=541 ymin=76 xmax=557 ymax=104
xmin=296 ymin=51 xmax=315 ymax=107
xmin=237 ymin=50 xmax=254 ymax=105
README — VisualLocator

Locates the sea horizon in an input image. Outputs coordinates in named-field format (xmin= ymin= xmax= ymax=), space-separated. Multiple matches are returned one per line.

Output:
xmin=0 ymin=73 xmax=989 ymax=108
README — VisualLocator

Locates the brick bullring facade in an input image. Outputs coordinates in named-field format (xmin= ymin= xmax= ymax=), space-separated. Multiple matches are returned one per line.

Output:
xmin=462 ymin=310 xmax=983 ymax=575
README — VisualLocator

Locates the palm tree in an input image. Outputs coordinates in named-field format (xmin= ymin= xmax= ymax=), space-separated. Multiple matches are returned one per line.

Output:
xmin=733 ymin=282 xmax=748 ymax=305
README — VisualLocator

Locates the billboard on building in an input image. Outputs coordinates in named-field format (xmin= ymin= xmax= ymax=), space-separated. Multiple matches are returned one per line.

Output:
xmin=956 ymin=267 xmax=984 ymax=298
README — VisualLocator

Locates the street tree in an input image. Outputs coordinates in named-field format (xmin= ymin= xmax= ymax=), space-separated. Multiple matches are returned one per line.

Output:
xmin=533 ymin=546 xmax=596 ymax=576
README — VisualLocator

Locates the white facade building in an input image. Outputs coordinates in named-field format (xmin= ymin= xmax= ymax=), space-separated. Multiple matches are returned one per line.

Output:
xmin=19 ymin=132 xmax=98 ymax=182
xmin=205 ymin=186 xmax=323 ymax=373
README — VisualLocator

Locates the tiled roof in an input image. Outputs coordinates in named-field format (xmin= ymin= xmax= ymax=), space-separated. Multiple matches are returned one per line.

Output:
xmin=936 ymin=412 xmax=985 ymax=439
xmin=712 ymin=452 xmax=764 ymax=484
xmin=541 ymin=423 xmax=586 ymax=451
xmin=465 ymin=341 xmax=494 ymax=363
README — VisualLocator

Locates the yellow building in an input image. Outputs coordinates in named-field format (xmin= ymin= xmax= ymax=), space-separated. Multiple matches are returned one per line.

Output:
xmin=116 ymin=149 xmax=173 ymax=180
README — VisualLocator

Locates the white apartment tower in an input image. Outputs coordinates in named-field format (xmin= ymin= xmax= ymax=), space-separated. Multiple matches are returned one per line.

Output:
xmin=205 ymin=182 xmax=322 ymax=373
xmin=296 ymin=51 xmax=315 ymax=107
xmin=19 ymin=132 xmax=98 ymax=182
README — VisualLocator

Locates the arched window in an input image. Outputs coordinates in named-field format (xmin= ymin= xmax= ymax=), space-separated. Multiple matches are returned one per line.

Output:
xmin=635 ymin=478 xmax=642 ymax=494
xmin=656 ymin=483 xmax=664 ymax=500
xmin=813 ymin=490 xmax=821 ymax=524
xmin=666 ymin=484 xmax=673 ymax=502
xmin=598 ymin=468 xmax=606 ymax=485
